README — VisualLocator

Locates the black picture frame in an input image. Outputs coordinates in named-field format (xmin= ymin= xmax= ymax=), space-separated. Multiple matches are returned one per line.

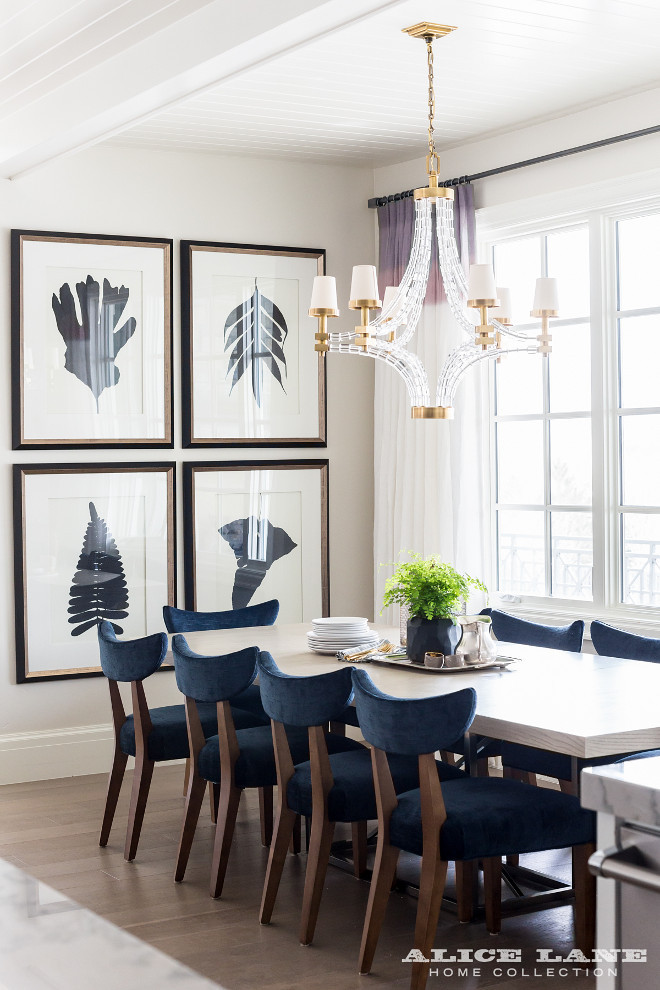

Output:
xmin=14 ymin=462 xmax=176 ymax=683
xmin=183 ymin=460 xmax=329 ymax=619
xmin=11 ymin=229 xmax=173 ymax=449
xmin=181 ymin=240 xmax=327 ymax=447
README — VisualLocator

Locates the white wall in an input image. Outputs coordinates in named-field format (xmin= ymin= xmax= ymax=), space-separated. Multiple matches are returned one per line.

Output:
xmin=374 ymin=86 xmax=660 ymax=212
xmin=0 ymin=144 xmax=376 ymax=782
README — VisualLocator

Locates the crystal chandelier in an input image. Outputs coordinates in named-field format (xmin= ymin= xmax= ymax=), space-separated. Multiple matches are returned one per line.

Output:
xmin=308 ymin=22 xmax=559 ymax=420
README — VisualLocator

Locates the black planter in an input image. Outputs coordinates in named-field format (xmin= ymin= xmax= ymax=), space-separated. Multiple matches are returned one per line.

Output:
xmin=406 ymin=616 xmax=460 ymax=664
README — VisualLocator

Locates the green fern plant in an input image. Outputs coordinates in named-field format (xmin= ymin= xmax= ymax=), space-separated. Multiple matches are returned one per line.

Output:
xmin=382 ymin=553 xmax=486 ymax=621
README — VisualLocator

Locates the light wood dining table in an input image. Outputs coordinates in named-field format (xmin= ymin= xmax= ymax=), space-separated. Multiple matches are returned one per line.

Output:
xmin=175 ymin=621 xmax=660 ymax=795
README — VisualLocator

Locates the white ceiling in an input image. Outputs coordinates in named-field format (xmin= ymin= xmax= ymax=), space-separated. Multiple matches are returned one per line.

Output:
xmin=3 ymin=0 xmax=660 ymax=176
xmin=109 ymin=0 xmax=660 ymax=166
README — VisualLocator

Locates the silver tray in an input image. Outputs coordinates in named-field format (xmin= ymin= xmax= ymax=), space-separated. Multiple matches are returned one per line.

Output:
xmin=367 ymin=655 xmax=519 ymax=674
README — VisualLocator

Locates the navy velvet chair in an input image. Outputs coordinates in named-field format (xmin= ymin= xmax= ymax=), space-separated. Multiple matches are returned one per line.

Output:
xmin=476 ymin=611 xmax=586 ymax=788
xmin=162 ymin=600 xmax=280 ymax=722
xmin=256 ymin=653 xmax=466 ymax=946
xmin=350 ymin=668 xmax=596 ymax=990
xmin=590 ymin=619 xmax=660 ymax=663
xmin=171 ymin=638 xmax=361 ymax=898
xmin=97 ymin=621 xmax=265 ymax=862
xmin=483 ymin=608 xmax=585 ymax=652
xmin=163 ymin=600 xmax=279 ymax=633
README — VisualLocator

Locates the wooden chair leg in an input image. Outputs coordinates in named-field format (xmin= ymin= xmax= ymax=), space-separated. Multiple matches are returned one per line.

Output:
xmin=573 ymin=842 xmax=596 ymax=955
xmin=209 ymin=781 xmax=218 ymax=823
xmin=124 ymin=754 xmax=155 ymax=862
xmin=411 ymin=846 xmax=448 ymax=990
xmin=358 ymin=837 xmax=400 ymax=974
xmin=352 ymin=820 xmax=368 ymax=877
xmin=182 ymin=758 xmax=191 ymax=797
xmin=174 ymin=773 xmax=208 ymax=882
xmin=455 ymin=861 xmax=474 ymax=923
xmin=99 ymin=748 xmax=128 ymax=847
xmin=477 ymin=756 xmax=490 ymax=777
xmin=440 ymin=750 xmax=456 ymax=765
xmin=299 ymin=814 xmax=336 ymax=945
xmin=260 ymin=802 xmax=297 ymax=924
xmin=506 ymin=853 xmax=520 ymax=866
xmin=329 ymin=721 xmax=346 ymax=736
xmin=209 ymin=782 xmax=242 ymax=898
xmin=290 ymin=814 xmax=302 ymax=854
xmin=560 ymin=778 xmax=578 ymax=796
xmin=483 ymin=857 xmax=502 ymax=934
xmin=259 ymin=786 xmax=274 ymax=846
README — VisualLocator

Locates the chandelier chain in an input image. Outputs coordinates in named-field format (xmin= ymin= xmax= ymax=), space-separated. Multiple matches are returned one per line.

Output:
xmin=426 ymin=38 xmax=436 ymax=164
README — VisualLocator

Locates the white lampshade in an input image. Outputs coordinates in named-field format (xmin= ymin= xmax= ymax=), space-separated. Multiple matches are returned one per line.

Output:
xmin=350 ymin=265 xmax=379 ymax=301
xmin=310 ymin=275 xmax=338 ymax=311
xmin=532 ymin=277 xmax=559 ymax=314
xmin=382 ymin=285 xmax=398 ymax=311
xmin=491 ymin=287 xmax=512 ymax=321
xmin=467 ymin=264 xmax=498 ymax=302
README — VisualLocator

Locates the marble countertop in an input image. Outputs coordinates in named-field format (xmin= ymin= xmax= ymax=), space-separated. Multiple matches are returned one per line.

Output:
xmin=582 ymin=756 xmax=660 ymax=827
xmin=0 ymin=857 xmax=223 ymax=990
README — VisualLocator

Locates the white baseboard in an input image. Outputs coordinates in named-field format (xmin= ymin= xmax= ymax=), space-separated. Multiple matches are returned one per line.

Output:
xmin=0 ymin=725 xmax=187 ymax=786
xmin=0 ymin=724 xmax=115 ymax=785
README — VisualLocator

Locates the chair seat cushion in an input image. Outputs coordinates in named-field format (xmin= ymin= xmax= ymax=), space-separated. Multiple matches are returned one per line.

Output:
xmin=197 ymin=727 xmax=364 ymax=789
xmin=500 ymin=741 xmax=660 ymax=780
xmin=390 ymin=777 xmax=595 ymax=861
xmin=287 ymin=751 xmax=465 ymax=823
xmin=119 ymin=703 xmax=266 ymax=762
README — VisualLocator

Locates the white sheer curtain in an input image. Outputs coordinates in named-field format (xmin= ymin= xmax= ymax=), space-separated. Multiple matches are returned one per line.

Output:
xmin=373 ymin=187 xmax=489 ymax=623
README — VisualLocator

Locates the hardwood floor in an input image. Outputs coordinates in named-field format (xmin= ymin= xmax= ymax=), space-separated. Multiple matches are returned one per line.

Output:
xmin=0 ymin=767 xmax=596 ymax=990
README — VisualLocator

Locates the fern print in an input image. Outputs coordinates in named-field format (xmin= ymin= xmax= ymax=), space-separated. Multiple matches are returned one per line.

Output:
xmin=68 ymin=502 xmax=129 ymax=637
xmin=52 ymin=275 xmax=137 ymax=410
xmin=223 ymin=279 xmax=288 ymax=407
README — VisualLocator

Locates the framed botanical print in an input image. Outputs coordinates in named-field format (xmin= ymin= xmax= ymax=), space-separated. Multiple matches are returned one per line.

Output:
xmin=183 ymin=460 xmax=329 ymax=622
xmin=14 ymin=463 xmax=175 ymax=682
xmin=181 ymin=240 xmax=326 ymax=447
xmin=11 ymin=230 xmax=173 ymax=448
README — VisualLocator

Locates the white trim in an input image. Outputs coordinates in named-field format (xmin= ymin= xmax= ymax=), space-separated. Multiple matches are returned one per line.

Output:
xmin=0 ymin=724 xmax=185 ymax=785
xmin=477 ymin=168 xmax=660 ymax=235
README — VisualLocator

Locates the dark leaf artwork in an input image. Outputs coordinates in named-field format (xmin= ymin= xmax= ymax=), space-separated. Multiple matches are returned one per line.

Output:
xmin=219 ymin=516 xmax=297 ymax=609
xmin=224 ymin=280 xmax=288 ymax=407
xmin=68 ymin=502 xmax=129 ymax=637
xmin=52 ymin=275 xmax=137 ymax=410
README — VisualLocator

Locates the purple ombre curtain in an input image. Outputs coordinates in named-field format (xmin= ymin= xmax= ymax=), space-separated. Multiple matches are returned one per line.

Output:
xmin=376 ymin=183 xmax=476 ymax=304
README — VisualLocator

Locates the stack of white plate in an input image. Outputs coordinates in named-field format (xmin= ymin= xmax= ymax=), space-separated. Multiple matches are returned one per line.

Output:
xmin=307 ymin=617 xmax=379 ymax=655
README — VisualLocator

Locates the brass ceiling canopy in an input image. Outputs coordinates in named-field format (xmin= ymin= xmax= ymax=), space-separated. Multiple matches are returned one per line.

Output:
xmin=401 ymin=22 xmax=457 ymax=41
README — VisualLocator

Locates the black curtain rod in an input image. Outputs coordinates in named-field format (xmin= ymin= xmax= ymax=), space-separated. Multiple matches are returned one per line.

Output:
xmin=367 ymin=122 xmax=660 ymax=208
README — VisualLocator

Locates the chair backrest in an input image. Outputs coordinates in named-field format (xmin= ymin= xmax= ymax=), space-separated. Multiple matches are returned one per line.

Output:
xmin=172 ymin=635 xmax=259 ymax=702
xmin=482 ymin=608 xmax=584 ymax=653
xmin=162 ymin=600 xmax=279 ymax=633
xmin=257 ymin=651 xmax=354 ymax=726
xmin=97 ymin=620 xmax=168 ymax=682
xmin=590 ymin=620 xmax=660 ymax=663
xmin=351 ymin=668 xmax=476 ymax=756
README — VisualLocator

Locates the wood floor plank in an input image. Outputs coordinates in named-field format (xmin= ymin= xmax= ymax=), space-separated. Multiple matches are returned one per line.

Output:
xmin=0 ymin=766 xmax=596 ymax=990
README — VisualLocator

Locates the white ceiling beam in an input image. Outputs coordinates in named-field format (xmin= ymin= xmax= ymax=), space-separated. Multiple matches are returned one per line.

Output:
xmin=1 ymin=0 xmax=409 ymax=179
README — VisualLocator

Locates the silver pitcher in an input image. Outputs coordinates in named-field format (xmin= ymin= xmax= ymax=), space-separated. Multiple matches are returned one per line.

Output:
xmin=455 ymin=614 xmax=498 ymax=664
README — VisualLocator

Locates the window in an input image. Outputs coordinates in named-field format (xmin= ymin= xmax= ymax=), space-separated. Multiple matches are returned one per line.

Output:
xmin=487 ymin=202 xmax=660 ymax=624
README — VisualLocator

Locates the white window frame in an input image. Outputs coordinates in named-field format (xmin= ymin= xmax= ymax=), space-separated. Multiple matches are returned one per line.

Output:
xmin=478 ymin=178 xmax=660 ymax=636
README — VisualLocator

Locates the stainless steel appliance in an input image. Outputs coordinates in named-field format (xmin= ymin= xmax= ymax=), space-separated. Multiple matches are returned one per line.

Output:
xmin=590 ymin=822 xmax=660 ymax=990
